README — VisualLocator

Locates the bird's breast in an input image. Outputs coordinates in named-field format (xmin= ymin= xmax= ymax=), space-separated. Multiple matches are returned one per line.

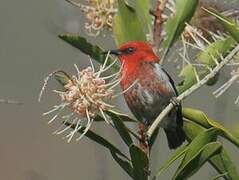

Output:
xmin=120 ymin=62 xmax=177 ymax=124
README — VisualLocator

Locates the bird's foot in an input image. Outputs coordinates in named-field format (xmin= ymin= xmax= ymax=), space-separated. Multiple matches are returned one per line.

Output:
xmin=144 ymin=168 xmax=151 ymax=176
xmin=145 ymin=134 xmax=149 ymax=143
xmin=170 ymin=97 xmax=180 ymax=107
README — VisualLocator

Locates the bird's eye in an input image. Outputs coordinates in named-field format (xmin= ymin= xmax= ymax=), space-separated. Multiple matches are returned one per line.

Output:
xmin=123 ymin=47 xmax=135 ymax=54
xmin=127 ymin=47 xmax=135 ymax=53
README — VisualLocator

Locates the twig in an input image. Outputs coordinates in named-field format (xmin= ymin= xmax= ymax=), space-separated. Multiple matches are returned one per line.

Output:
xmin=0 ymin=99 xmax=22 ymax=105
xmin=65 ymin=0 xmax=95 ymax=11
xmin=152 ymin=0 xmax=163 ymax=49
xmin=151 ymin=0 xmax=168 ymax=50
xmin=147 ymin=44 xmax=239 ymax=138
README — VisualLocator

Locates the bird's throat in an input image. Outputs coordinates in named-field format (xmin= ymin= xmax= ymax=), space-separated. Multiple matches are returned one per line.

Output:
xmin=120 ymin=62 xmax=142 ymax=90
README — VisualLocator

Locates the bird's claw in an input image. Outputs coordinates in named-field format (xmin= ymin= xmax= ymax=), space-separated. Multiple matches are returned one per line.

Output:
xmin=145 ymin=134 xmax=149 ymax=142
xmin=170 ymin=97 xmax=180 ymax=107
xmin=144 ymin=168 xmax=151 ymax=176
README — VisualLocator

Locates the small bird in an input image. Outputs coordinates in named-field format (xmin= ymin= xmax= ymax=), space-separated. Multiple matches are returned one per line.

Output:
xmin=107 ymin=41 xmax=185 ymax=149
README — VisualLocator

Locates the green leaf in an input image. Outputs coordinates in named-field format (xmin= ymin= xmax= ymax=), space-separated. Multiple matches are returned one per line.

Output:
xmin=197 ymin=37 xmax=236 ymax=67
xmin=156 ymin=118 xmax=239 ymax=180
xmin=183 ymin=108 xmax=239 ymax=148
xmin=69 ymin=125 xmax=128 ymax=158
xmin=162 ymin=0 xmax=198 ymax=61
xmin=174 ymin=142 xmax=222 ymax=180
xmin=197 ymin=36 xmax=235 ymax=86
xmin=107 ymin=110 xmax=137 ymax=122
xmin=177 ymin=64 xmax=198 ymax=94
xmin=94 ymin=110 xmax=137 ymax=122
xmin=209 ymin=148 xmax=239 ymax=180
xmin=54 ymin=71 xmax=71 ymax=87
xmin=177 ymin=128 xmax=218 ymax=166
xmin=106 ymin=111 xmax=133 ymax=147
xmin=211 ymin=173 xmax=228 ymax=180
xmin=59 ymin=35 xmax=119 ymax=71
xmin=92 ymin=115 xmax=107 ymax=122
xmin=113 ymin=0 xmax=146 ymax=46
xmin=153 ymin=120 xmax=202 ymax=180
xmin=65 ymin=123 xmax=135 ymax=177
xmin=182 ymin=119 xmax=239 ymax=180
xmin=173 ymin=128 xmax=218 ymax=179
xmin=177 ymin=36 xmax=236 ymax=92
xmin=203 ymin=7 xmax=239 ymax=42
xmin=129 ymin=145 xmax=149 ymax=180
xmin=110 ymin=150 xmax=134 ymax=178
xmin=134 ymin=0 xmax=152 ymax=33
xmin=183 ymin=119 xmax=206 ymax=140
xmin=193 ymin=9 xmax=238 ymax=86
xmin=154 ymin=145 xmax=188 ymax=179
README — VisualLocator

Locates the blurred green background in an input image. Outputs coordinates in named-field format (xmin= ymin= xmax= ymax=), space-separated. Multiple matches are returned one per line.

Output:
xmin=0 ymin=0 xmax=238 ymax=179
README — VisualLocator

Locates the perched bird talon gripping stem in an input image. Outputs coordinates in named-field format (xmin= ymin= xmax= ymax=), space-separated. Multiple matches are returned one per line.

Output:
xmin=170 ymin=97 xmax=180 ymax=107
xmin=106 ymin=41 xmax=186 ymax=150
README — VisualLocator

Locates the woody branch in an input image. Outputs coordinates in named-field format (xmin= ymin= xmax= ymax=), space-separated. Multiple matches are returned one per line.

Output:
xmin=147 ymin=44 xmax=239 ymax=138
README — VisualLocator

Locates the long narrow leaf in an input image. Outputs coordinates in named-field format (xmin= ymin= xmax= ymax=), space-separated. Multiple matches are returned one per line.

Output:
xmin=209 ymin=148 xmax=239 ymax=180
xmin=154 ymin=145 xmax=188 ymax=179
xmin=65 ymin=123 xmax=128 ymax=159
xmin=106 ymin=111 xmax=133 ymax=147
xmin=177 ymin=36 xmax=236 ymax=93
xmin=154 ymin=119 xmax=239 ymax=180
xmin=183 ymin=108 xmax=239 ymax=148
xmin=59 ymin=35 xmax=119 ymax=71
xmin=197 ymin=37 xmax=236 ymax=67
xmin=107 ymin=110 xmax=137 ymax=122
xmin=65 ymin=123 xmax=135 ymax=178
xmin=113 ymin=0 xmax=146 ymax=46
xmin=95 ymin=110 xmax=137 ymax=122
xmin=176 ymin=128 xmax=218 ymax=169
xmin=174 ymin=142 xmax=222 ymax=180
xmin=212 ymin=173 xmax=229 ymax=180
xmin=130 ymin=144 xmax=149 ymax=180
xmin=203 ymin=7 xmax=239 ymax=42
xmin=110 ymin=150 xmax=134 ymax=178
xmin=134 ymin=0 xmax=152 ymax=33
xmin=183 ymin=117 xmax=239 ymax=179
xmin=162 ymin=0 xmax=198 ymax=61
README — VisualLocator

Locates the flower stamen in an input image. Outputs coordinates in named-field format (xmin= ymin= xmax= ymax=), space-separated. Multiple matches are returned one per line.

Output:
xmin=39 ymin=56 xmax=128 ymax=142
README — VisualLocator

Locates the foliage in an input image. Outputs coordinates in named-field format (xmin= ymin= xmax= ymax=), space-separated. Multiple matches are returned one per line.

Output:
xmin=55 ymin=0 xmax=239 ymax=180
xmin=113 ymin=0 xmax=147 ymax=46
xmin=162 ymin=0 xmax=198 ymax=62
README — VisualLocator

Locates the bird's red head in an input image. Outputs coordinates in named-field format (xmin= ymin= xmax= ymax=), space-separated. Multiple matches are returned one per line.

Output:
xmin=108 ymin=41 xmax=159 ymax=64
xmin=106 ymin=41 xmax=160 ymax=87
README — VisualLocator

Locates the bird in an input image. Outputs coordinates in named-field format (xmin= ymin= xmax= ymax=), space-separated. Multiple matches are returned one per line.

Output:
xmin=107 ymin=41 xmax=185 ymax=149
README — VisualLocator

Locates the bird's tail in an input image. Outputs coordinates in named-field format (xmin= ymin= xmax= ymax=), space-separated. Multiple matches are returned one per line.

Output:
xmin=164 ymin=126 xmax=186 ymax=149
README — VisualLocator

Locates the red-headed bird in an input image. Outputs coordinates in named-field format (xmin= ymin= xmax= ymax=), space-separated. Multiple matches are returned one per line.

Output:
xmin=108 ymin=41 xmax=185 ymax=149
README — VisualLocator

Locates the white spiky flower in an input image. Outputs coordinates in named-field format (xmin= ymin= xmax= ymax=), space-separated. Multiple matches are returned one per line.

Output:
xmin=38 ymin=53 xmax=128 ymax=142
xmin=66 ymin=0 xmax=117 ymax=36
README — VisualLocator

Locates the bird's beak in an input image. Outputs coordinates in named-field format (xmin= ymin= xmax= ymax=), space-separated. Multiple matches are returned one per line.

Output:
xmin=103 ymin=49 xmax=122 ymax=56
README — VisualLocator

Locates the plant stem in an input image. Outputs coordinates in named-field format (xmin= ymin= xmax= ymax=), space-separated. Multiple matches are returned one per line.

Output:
xmin=147 ymin=44 xmax=239 ymax=138
xmin=0 ymin=99 xmax=21 ymax=105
